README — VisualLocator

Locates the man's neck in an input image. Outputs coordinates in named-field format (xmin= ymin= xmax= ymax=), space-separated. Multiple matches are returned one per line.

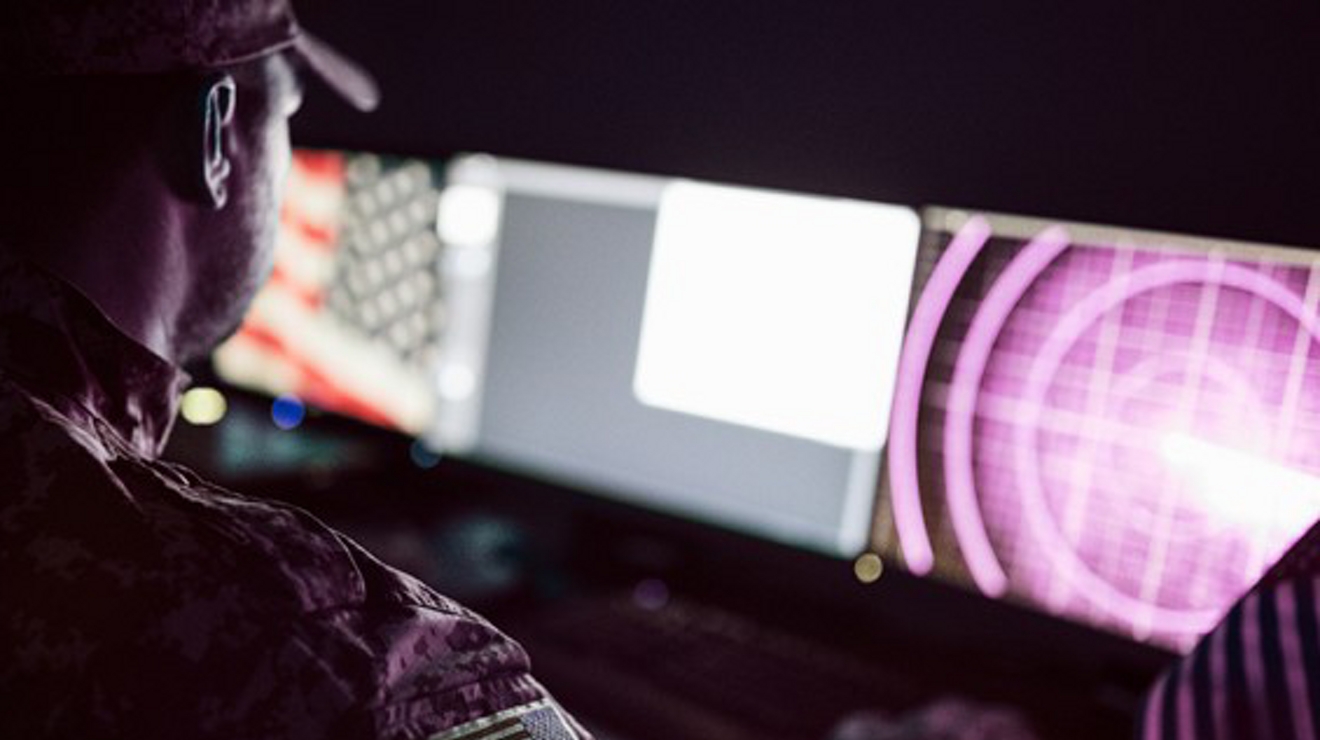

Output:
xmin=6 ymin=165 xmax=188 ymax=364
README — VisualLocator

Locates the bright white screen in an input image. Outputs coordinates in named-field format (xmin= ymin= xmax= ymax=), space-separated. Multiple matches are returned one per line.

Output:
xmin=634 ymin=181 xmax=921 ymax=451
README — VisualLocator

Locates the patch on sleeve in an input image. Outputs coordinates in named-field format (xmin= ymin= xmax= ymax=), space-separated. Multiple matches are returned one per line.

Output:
xmin=428 ymin=700 xmax=578 ymax=740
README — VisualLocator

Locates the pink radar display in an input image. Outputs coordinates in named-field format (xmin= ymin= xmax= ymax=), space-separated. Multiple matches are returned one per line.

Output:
xmin=877 ymin=210 xmax=1320 ymax=651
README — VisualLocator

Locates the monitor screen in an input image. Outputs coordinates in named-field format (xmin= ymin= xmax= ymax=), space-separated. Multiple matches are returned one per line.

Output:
xmin=213 ymin=149 xmax=444 ymax=435
xmin=213 ymin=151 xmax=922 ymax=557
xmin=872 ymin=208 xmax=1320 ymax=651
xmin=433 ymin=156 xmax=922 ymax=556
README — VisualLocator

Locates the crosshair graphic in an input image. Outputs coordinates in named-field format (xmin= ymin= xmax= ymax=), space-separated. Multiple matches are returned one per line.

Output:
xmin=884 ymin=214 xmax=1320 ymax=648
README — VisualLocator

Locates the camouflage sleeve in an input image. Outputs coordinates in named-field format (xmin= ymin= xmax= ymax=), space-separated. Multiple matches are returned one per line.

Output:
xmin=157 ymin=463 xmax=591 ymax=738
xmin=75 ymin=551 xmax=589 ymax=740
xmin=314 ymin=534 xmax=592 ymax=740
xmin=0 ymin=397 xmax=587 ymax=739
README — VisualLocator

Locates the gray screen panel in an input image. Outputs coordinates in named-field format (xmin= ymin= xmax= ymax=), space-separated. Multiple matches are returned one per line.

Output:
xmin=475 ymin=194 xmax=862 ymax=553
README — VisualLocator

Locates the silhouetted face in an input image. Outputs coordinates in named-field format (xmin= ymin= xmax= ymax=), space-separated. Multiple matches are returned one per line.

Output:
xmin=175 ymin=53 xmax=303 ymax=363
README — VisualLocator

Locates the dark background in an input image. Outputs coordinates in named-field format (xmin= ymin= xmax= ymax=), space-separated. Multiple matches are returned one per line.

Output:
xmin=296 ymin=2 xmax=1320 ymax=249
xmin=267 ymin=5 xmax=1319 ymax=736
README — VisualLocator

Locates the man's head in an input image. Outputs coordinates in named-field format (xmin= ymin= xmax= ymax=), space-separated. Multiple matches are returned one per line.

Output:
xmin=0 ymin=0 xmax=375 ymax=364
xmin=174 ymin=52 xmax=305 ymax=362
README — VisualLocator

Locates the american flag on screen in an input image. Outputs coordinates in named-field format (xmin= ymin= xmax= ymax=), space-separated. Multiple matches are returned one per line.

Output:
xmin=214 ymin=149 xmax=444 ymax=434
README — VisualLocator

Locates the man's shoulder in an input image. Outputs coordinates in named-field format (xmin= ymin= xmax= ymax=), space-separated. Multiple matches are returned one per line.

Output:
xmin=0 ymin=379 xmax=580 ymax=738
xmin=0 ymin=378 xmax=365 ymax=622
xmin=0 ymin=369 xmax=482 ymax=618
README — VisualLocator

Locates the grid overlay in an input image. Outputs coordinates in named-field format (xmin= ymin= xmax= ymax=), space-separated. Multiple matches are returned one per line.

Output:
xmin=877 ymin=216 xmax=1320 ymax=650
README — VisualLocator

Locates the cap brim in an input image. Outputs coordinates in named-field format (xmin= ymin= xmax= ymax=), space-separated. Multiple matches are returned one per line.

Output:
xmin=293 ymin=32 xmax=380 ymax=112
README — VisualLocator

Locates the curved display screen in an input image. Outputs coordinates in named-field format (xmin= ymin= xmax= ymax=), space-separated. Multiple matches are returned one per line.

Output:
xmin=875 ymin=209 xmax=1320 ymax=651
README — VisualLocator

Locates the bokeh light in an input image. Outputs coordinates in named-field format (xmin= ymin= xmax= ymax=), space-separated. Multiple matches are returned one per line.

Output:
xmin=853 ymin=553 xmax=884 ymax=584
xmin=271 ymin=394 xmax=306 ymax=430
xmin=632 ymin=578 xmax=671 ymax=611
xmin=180 ymin=387 xmax=227 ymax=426
xmin=409 ymin=440 xmax=442 ymax=469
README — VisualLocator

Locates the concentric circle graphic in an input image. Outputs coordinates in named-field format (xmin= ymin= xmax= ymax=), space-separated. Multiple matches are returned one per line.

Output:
xmin=887 ymin=216 xmax=1320 ymax=646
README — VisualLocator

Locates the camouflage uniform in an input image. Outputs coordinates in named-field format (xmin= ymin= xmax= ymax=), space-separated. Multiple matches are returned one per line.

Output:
xmin=0 ymin=256 xmax=583 ymax=739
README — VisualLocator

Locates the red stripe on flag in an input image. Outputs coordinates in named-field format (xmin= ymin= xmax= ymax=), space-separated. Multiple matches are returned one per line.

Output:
xmin=266 ymin=264 xmax=322 ymax=311
xmin=234 ymin=324 xmax=399 ymax=430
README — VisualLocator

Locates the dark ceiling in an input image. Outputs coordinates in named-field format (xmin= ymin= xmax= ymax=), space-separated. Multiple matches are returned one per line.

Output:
xmin=294 ymin=2 xmax=1320 ymax=248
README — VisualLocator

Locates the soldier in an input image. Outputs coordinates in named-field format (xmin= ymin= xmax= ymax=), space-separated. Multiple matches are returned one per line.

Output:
xmin=0 ymin=2 xmax=584 ymax=738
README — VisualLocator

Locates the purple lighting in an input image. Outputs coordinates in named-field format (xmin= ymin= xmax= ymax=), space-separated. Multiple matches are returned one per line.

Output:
xmin=881 ymin=211 xmax=1320 ymax=649
xmin=944 ymin=225 xmax=1071 ymax=597
xmin=887 ymin=216 xmax=992 ymax=575
xmin=1013 ymin=259 xmax=1320 ymax=635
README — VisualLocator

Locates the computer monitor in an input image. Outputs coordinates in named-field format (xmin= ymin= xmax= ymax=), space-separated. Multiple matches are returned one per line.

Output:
xmin=213 ymin=150 xmax=923 ymax=557
xmin=216 ymin=150 xmax=1318 ymax=653
xmin=433 ymin=155 xmax=922 ymax=557
xmin=872 ymin=208 xmax=1320 ymax=652
xmin=214 ymin=149 xmax=444 ymax=435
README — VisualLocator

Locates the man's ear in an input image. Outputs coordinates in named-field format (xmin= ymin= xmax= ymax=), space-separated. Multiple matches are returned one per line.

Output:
xmin=199 ymin=74 xmax=237 ymax=210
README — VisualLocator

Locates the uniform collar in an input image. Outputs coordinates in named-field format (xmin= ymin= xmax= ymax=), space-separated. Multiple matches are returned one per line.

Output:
xmin=0 ymin=255 xmax=189 ymax=458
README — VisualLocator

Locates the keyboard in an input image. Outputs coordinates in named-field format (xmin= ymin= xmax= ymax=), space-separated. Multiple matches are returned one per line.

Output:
xmin=511 ymin=590 xmax=926 ymax=740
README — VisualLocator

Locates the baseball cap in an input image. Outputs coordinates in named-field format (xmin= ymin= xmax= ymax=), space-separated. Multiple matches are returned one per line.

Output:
xmin=0 ymin=0 xmax=379 ymax=111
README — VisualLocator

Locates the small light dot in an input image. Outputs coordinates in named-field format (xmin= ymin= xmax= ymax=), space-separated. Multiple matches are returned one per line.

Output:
xmin=271 ymin=394 xmax=306 ymax=430
xmin=437 ymin=184 xmax=502 ymax=248
xmin=632 ymin=579 xmax=670 ymax=611
xmin=180 ymin=387 xmax=227 ymax=426
xmin=409 ymin=440 xmax=442 ymax=469
xmin=854 ymin=553 xmax=884 ymax=584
